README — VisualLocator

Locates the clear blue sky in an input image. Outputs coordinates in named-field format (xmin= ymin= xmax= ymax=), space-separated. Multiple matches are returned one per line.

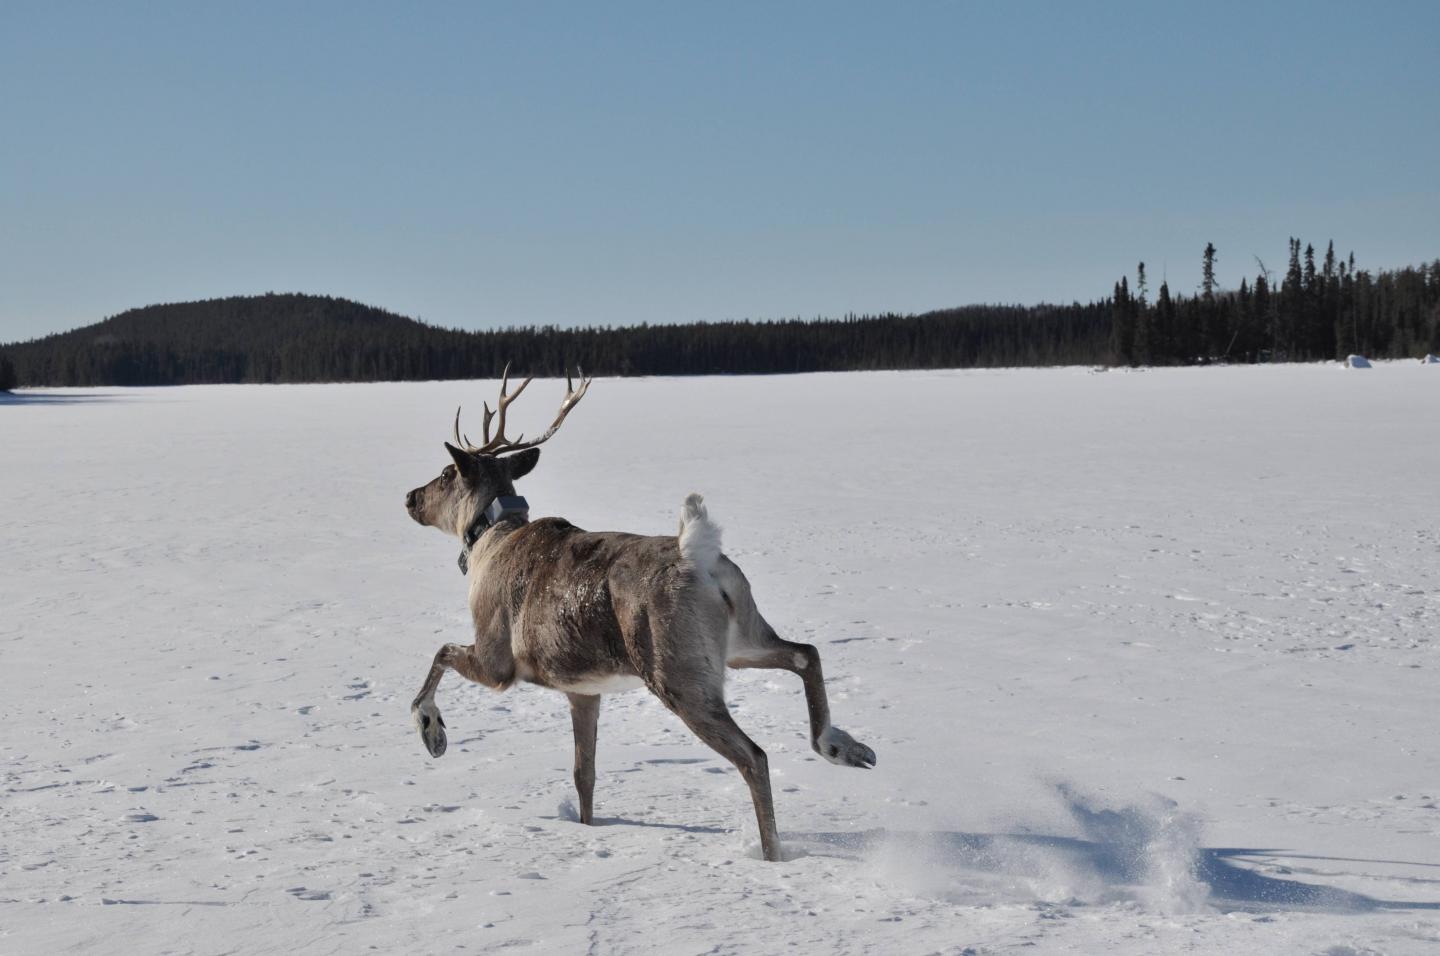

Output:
xmin=2 ymin=1 xmax=1436 ymax=342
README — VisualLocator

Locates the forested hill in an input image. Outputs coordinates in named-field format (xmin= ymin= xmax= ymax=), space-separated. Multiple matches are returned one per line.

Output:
xmin=1 ymin=292 xmax=1114 ymax=386
xmin=2 ymin=242 xmax=1437 ymax=387
xmin=3 ymin=294 xmax=470 ymax=386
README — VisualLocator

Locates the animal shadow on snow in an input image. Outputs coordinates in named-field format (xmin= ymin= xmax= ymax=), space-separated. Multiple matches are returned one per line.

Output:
xmin=548 ymin=800 xmax=730 ymax=835
xmin=791 ymin=830 xmax=1440 ymax=911
xmin=790 ymin=787 xmax=1440 ymax=913
xmin=0 ymin=391 xmax=129 ymax=406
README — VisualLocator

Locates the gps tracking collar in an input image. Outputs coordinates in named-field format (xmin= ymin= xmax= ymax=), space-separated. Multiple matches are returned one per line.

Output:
xmin=458 ymin=495 xmax=529 ymax=575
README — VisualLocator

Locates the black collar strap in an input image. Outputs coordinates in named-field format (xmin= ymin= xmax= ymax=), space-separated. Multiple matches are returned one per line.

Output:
xmin=458 ymin=495 xmax=529 ymax=574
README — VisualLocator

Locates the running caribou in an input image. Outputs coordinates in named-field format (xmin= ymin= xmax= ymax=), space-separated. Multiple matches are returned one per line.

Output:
xmin=403 ymin=368 xmax=876 ymax=862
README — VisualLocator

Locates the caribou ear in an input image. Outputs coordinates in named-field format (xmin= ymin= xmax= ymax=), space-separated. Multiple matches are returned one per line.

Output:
xmin=444 ymin=442 xmax=475 ymax=474
xmin=504 ymin=448 xmax=540 ymax=480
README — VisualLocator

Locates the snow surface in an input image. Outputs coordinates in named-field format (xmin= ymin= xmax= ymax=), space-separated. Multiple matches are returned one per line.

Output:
xmin=2 ymin=364 xmax=1439 ymax=954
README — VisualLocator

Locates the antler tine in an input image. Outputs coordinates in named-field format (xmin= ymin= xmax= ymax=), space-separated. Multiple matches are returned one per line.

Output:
xmin=501 ymin=365 xmax=592 ymax=452
xmin=560 ymin=368 xmax=591 ymax=412
xmin=459 ymin=363 xmax=591 ymax=456
xmin=453 ymin=406 xmax=482 ymax=453
xmin=481 ymin=361 xmax=534 ymax=452
xmin=497 ymin=361 xmax=535 ymax=405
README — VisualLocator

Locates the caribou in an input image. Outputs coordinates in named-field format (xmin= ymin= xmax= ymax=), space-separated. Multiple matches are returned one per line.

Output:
xmin=403 ymin=368 xmax=875 ymax=862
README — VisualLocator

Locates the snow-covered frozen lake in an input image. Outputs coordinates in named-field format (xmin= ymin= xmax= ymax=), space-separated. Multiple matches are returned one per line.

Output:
xmin=3 ymin=364 xmax=1438 ymax=954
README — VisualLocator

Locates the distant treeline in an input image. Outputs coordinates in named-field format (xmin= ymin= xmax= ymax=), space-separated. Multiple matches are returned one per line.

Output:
xmin=1109 ymin=240 xmax=1440 ymax=366
xmin=0 ymin=294 xmax=1111 ymax=385
xmin=1 ymin=241 xmax=1436 ymax=387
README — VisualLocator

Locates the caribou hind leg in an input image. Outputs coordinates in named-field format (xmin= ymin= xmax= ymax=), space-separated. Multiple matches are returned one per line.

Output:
xmin=670 ymin=692 xmax=782 ymax=862
xmin=567 ymin=693 xmax=601 ymax=824
xmin=727 ymin=630 xmax=877 ymax=769
xmin=641 ymin=637 xmax=783 ymax=861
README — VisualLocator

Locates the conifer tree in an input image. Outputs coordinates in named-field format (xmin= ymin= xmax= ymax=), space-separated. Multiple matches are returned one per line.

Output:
xmin=1278 ymin=238 xmax=1304 ymax=356
xmin=1321 ymin=241 xmax=1340 ymax=358
xmin=1284 ymin=239 xmax=1304 ymax=295
xmin=1155 ymin=280 xmax=1175 ymax=363
xmin=1202 ymin=243 xmax=1218 ymax=302
xmin=1230 ymin=277 xmax=1252 ymax=360
xmin=0 ymin=351 xmax=15 ymax=391
xmin=1111 ymin=277 xmax=1135 ymax=365
xmin=1133 ymin=264 xmax=1152 ymax=364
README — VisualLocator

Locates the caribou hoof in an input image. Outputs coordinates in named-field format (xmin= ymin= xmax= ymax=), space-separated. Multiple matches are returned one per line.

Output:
xmin=816 ymin=726 xmax=876 ymax=769
xmin=412 ymin=700 xmax=448 ymax=758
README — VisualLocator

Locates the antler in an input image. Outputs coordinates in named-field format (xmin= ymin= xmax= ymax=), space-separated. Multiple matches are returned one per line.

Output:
xmin=453 ymin=363 xmax=592 ymax=456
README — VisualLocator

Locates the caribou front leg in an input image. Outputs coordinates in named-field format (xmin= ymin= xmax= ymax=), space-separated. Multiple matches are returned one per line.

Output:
xmin=567 ymin=693 xmax=601 ymax=824
xmin=411 ymin=643 xmax=498 ymax=758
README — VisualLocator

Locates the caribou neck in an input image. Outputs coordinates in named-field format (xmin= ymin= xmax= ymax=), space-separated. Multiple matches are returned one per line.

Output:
xmin=458 ymin=498 xmax=531 ymax=575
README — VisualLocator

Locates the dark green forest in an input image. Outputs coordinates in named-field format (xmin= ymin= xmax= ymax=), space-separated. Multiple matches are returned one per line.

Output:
xmin=2 ymin=240 xmax=1436 ymax=387
xmin=1109 ymin=241 xmax=1440 ymax=366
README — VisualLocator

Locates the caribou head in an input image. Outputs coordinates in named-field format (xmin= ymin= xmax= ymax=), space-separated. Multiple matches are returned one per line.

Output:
xmin=404 ymin=364 xmax=591 ymax=539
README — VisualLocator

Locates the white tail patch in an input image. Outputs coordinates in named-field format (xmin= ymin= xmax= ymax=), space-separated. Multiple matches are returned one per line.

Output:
xmin=678 ymin=493 xmax=723 ymax=572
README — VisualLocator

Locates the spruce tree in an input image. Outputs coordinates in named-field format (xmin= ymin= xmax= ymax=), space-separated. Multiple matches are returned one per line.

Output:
xmin=1321 ymin=241 xmax=1339 ymax=358
xmin=1231 ymin=277 xmax=1252 ymax=360
xmin=1155 ymin=280 xmax=1175 ymax=363
xmin=0 ymin=351 xmax=15 ymax=391
xmin=1284 ymin=239 xmax=1304 ymax=294
xmin=1202 ymin=243 xmax=1218 ymax=302
xmin=1132 ymin=262 xmax=1151 ymax=364
xmin=1111 ymin=278 xmax=1135 ymax=365
xmin=1279 ymin=238 xmax=1304 ymax=357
